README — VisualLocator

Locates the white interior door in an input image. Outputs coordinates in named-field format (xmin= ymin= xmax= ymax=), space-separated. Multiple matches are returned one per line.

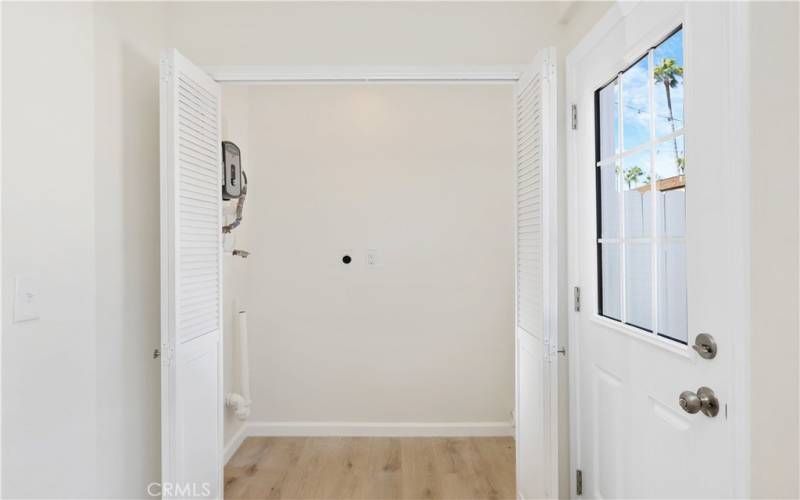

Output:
xmin=515 ymin=47 xmax=559 ymax=500
xmin=160 ymin=49 xmax=223 ymax=499
xmin=567 ymin=3 xmax=749 ymax=498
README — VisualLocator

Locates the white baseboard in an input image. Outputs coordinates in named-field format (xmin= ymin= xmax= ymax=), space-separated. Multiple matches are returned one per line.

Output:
xmin=247 ymin=421 xmax=513 ymax=437
xmin=223 ymin=423 xmax=248 ymax=465
xmin=224 ymin=421 xmax=513 ymax=462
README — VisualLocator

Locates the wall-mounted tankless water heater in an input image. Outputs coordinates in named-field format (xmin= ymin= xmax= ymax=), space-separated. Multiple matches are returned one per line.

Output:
xmin=222 ymin=141 xmax=245 ymax=200
xmin=222 ymin=141 xmax=248 ymax=235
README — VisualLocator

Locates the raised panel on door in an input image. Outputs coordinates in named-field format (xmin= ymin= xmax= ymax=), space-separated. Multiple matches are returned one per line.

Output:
xmin=590 ymin=364 xmax=625 ymax=500
xmin=176 ymin=333 xmax=221 ymax=488
xmin=581 ymin=324 xmax=631 ymax=500
xmin=517 ymin=332 xmax=545 ymax=499
xmin=638 ymin=395 xmax=695 ymax=498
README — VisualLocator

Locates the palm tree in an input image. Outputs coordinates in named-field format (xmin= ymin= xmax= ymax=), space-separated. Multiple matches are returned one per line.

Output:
xmin=654 ymin=58 xmax=684 ymax=174
xmin=623 ymin=166 xmax=646 ymax=189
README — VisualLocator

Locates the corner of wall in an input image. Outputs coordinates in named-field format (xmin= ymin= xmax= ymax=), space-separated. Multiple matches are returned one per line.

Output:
xmin=748 ymin=2 xmax=800 ymax=498
xmin=92 ymin=2 xmax=169 ymax=497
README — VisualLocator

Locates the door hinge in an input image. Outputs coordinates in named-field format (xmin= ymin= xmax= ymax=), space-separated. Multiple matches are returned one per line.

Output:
xmin=576 ymin=469 xmax=583 ymax=496
xmin=574 ymin=286 xmax=581 ymax=312
xmin=546 ymin=338 xmax=559 ymax=363
xmin=571 ymin=104 xmax=578 ymax=130
xmin=159 ymin=343 xmax=174 ymax=366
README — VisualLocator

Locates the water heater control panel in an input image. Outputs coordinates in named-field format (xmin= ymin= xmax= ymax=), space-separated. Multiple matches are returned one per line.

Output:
xmin=222 ymin=141 xmax=243 ymax=200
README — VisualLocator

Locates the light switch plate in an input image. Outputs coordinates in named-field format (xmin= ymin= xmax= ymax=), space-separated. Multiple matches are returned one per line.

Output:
xmin=14 ymin=275 xmax=40 ymax=323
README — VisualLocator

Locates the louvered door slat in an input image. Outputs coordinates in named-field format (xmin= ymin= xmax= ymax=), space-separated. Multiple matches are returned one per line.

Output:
xmin=160 ymin=49 xmax=222 ymax=499
xmin=516 ymin=68 xmax=543 ymax=339
xmin=514 ymin=48 xmax=557 ymax=500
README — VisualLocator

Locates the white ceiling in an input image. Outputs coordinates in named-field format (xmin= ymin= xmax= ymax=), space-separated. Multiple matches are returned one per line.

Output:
xmin=164 ymin=1 xmax=611 ymax=67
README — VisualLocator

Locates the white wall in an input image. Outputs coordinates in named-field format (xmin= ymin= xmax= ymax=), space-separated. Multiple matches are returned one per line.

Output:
xmin=0 ymin=2 xmax=612 ymax=497
xmin=748 ymin=2 xmax=799 ymax=498
xmin=220 ymin=85 xmax=251 ymax=448
xmin=92 ymin=3 xmax=166 ymax=496
xmin=232 ymin=84 xmax=515 ymax=426
xmin=2 ymin=3 xmax=98 ymax=497
xmin=3 ymin=2 xmax=168 ymax=497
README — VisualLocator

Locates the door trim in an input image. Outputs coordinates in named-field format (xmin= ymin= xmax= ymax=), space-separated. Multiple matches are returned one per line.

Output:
xmin=204 ymin=65 xmax=525 ymax=83
xmin=214 ymin=58 xmax=560 ymax=497
xmin=565 ymin=2 xmax=752 ymax=497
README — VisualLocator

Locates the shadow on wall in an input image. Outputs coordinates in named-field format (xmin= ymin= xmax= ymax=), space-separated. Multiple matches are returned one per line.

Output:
xmin=94 ymin=29 xmax=163 ymax=498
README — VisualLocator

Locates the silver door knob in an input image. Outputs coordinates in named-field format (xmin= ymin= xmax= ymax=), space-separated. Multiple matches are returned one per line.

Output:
xmin=678 ymin=386 xmax=719 ymax=417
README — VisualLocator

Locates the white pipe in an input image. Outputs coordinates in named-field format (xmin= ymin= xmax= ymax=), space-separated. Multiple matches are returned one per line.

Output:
xmin=225 ymin=309 xmax=251 ymax=420
xmin=237 ymin=310 xmax=251 ymax=405
xmin=225 ymin=393 xmax=249 ymax=420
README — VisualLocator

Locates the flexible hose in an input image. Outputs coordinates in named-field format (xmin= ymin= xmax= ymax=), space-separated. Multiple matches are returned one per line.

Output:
xmin=222 ymin=172 xmax=247 ymax=234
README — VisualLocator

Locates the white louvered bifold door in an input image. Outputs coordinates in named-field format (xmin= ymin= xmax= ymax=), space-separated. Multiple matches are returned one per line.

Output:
xmin=515 ymin=47 xmax=558 ymax=500
xmin=160 ymin=49 xmax=223 ymax=499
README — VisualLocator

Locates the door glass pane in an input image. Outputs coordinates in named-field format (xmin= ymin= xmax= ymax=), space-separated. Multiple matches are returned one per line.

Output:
xmin=655 ymin=135 xmax=685 ymax=181
xmin=622 ymin=149 xmax=652 ymax=239
xmin=622 ymin=57 xmax=650 ymax=151
xmin=655 ymin=136 xmax=685 ymax=237
xmin=625 ymin=242 xmax=652 ymax=331
xmin=599 ymin=163 xmax=621 ymax=239
xmin=658 ymin=242 xmax=687 ymax=343
xmin=600 ymin=243 xmax=622 ymax=321
xmin=653 ymin=29 xmax=684 ymax=137
xmin=598 ymin=80 xmax=619 ymax=159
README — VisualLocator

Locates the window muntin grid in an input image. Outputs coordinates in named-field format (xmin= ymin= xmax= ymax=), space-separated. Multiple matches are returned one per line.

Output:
xmin=595 ymin=26 xmax=687 ymax=344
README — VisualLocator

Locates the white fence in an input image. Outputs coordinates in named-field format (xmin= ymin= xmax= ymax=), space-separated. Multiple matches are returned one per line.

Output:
xmin=600 ymin=186 xmax=687 ymax=343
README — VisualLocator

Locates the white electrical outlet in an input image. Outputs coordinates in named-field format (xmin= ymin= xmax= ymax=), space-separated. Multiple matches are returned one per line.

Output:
xmin=14 ymin=275 xmax=40 ymax=323
xmin=366 ymin=249 xmax=381 ymax=268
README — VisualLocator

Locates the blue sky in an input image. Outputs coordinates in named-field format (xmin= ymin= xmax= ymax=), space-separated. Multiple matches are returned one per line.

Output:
xmin=623 ymin=29 xmax=684 ymax=148
xmin=614 ymin=29 xmax=685 ymax=182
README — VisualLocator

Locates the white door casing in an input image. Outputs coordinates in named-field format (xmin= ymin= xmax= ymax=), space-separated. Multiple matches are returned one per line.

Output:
xmin=567 ymin=3 xmax=750 ymax=499
xmin=515 ymin=47 xmax=559 ymax=500
xmin=160 ymin=49 xmax=223 ymax=499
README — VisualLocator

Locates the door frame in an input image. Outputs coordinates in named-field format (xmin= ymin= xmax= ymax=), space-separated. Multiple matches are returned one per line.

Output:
xmin=203 ymin=63 xmax=560 ymax=494
xmin=565 ymin=2 xmax=752 ymax=497
xmin=204 ymin=65 xmax=525 ymax=83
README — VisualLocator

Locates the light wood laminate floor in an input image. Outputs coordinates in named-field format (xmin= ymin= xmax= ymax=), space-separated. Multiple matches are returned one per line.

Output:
xmin=224 ymin=437 xmax=515 ymax=500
